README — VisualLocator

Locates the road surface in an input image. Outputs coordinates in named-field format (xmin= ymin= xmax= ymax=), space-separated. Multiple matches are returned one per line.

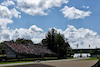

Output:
xmin=0 ymin=58 xmax=98 ymax=67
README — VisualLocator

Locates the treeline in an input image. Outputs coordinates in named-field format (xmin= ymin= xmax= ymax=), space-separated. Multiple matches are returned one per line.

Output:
xmin=16 ymin=38 xmax=33 ymax=44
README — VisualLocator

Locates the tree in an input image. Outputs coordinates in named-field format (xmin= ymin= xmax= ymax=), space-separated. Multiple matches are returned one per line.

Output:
xmin=42 ymin=39 xmax=47 ymax=46
xmin=0 ymin=43 xmax=6 ymax=50
xmin=42 ymin=28 xmax=71 ymax=57
xmin=55 ymin=33 xmax=65 ymax=57
xmin=16 ymin=38 xmax=33 ymax=44
xmin=45 ymin=28 xmax=57 ymax=52
xmin=0 ymin=43 xmax=6 ymax=54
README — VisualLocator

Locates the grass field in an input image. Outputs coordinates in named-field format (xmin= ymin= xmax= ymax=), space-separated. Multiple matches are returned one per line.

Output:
xmin=67 ymin=57 xmax=73 ymax=59
xmin=0 ymin=57 xmax=72 ymax=64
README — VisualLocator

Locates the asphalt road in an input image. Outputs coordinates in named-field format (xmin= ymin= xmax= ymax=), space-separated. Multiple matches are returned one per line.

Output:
xmin=5 ymin=60 xmax=98 ymax=67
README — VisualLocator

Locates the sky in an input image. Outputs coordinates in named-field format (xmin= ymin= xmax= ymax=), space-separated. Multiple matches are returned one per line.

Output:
xmin=0 ymin=0 xmax=100 ymax=49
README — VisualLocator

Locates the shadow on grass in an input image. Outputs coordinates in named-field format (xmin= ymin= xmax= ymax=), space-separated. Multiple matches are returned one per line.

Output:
xmin=8 ymin=64 xmax=55 ymax=67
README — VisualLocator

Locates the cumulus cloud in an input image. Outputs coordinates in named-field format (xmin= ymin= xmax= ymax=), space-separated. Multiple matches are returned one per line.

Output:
xmin=0 ymin=5 xmax=21 ymax=18
xmin=0 ymin=26 xmax=11 ymax=42
xmin=0 ymin=5 xmax=21 ymax=27
xmin=10 ymin=8 xmax=21 ymax=18
xmin=0 ymin=5 xmax=11 ymax=18
xmin=1 ymin=0 xmax=15 ymax=6
xmin=15 ymin=0 xmax=68 ymax=16
xmin=61 ymin=6 xmax=92 ymax=19
xmin=0 ymin=25 xmax=44 ymax=43
xmin=0 ymin=18 xmax=13 ymax=27
xmin=55 ymin=25 xmax=100 ymax=49
xmin=29 ymin=25 xmax=43 ymax=33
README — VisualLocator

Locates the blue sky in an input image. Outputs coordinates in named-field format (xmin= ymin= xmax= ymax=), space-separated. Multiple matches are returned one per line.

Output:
xmin=7 ymin=0 xmax=100 ymax=33
xmin=0 ymin=0 xmax=100 ymax=48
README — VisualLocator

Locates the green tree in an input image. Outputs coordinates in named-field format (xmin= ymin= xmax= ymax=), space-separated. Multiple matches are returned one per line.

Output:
xmin=0 ymin=43 xmax=6 ymax=54
xmin=42 ymin=39 xmax=47 ymax=46
xmin=55 ymin=33 xmax=66 ymax=57
xmin=0 ymin=43 xmax=6 ymax=50
xmin=45 ymin=28 xmax=57 ymax=52
xmin=42 ymin=28 xmax=71 ymax=57
xmin=16 ymin=38 xmax=33 ymax=44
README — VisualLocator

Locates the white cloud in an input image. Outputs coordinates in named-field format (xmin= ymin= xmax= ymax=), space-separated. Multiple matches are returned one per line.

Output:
xmin=0 ymin=18 xmax=13 ymax=27
xmin=55 ymin=25 xmax=100 ymax=49
xmin=0 ymin=25 xmax=44 ymax=43
xmin=86 ymin=6 xmax=89 ymax=9
xmin=0 ymin=26 xmax=11 ymax=42
xmin=10 ymin=8 xmax=21 ymax=18
xmin=82 ymin=6 xmax=85 ymax=8
xmin=61 ymin=6 xmax=92 ymax=19
xmin=29 ymin=25 xmax=43 ymax=33
xmin=82 ymin=6 xmax=89 ymax=9
xmin=0 ymin=5 xmax=11 ymax=18
xmin=0 ymin=5 xmax=21 ymax=28
xmin=16 ymin=0 xmax=68 ymax=16
xmin=0 ymin=5 xmax=21 ymax=18
xmin=1 ymin=0 xmax=15 ymax=6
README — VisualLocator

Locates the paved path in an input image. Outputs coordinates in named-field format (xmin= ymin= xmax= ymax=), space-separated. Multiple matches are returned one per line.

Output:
xmin=42 ymin=60 xmax=98 ymax=67
xmin=0 ymin=58 xmax=98 ymax=67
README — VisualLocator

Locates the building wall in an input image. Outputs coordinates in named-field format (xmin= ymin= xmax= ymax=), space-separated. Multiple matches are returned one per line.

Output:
xmin=5 ymin=45 xmax=16 ymax=58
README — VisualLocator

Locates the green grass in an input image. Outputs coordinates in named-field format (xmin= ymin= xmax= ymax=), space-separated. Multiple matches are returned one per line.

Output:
xmin=67 ymin=57 xmax=73 ymax=59
xmin=0 ymin=57 xmax=74 ymax=65
xmin=0 ymin=61 xmax=34 ymax=64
